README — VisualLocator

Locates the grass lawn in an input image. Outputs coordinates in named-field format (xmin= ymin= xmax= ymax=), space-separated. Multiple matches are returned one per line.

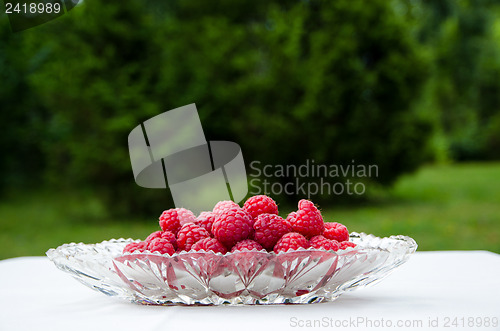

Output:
xmin=323 ymin=162 xmax=500 ymax=253
xmin=1 ymin=162 xmax=499 ymax=260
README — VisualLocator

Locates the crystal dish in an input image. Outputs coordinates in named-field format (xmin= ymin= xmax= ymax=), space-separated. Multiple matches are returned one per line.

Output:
xmin=46 ymin=232 xmax=417 ymax=305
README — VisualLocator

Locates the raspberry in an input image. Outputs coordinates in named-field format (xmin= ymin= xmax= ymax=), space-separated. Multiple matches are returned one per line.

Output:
xmin=191 ymin=237 xmax=227 ymax=254
xmin=176 ymin=223 xmax=211 ymax=251
xmin=323 ymin=222 xmax=349 ymax=242
xmin=339 ymin=241 xmax=357 ymax=250
xmin=213 ymin=200 xmax=240 ymax=215
xmin=123 ymin=241 xmax=147 ymax=254
xmin=159 ymin=208 xmax=194 ymax=235
xmin=309 ymin=235 xmax=340 ymax=251
xmin=212 ymin=208 xmax=253 ymax=248
xmin=145 ymin=230 xmax=162 ymax=242
xmin=176 ymin=208 xmax=197 ymax=226
xmin=197 ymin=211 xmax=216 ymax=235
xmin=298 ymin=199 xmax=314 ymax=209
xmin=243 ymin=195 xmax=278 ymax=219
xmin=290 ymin=199 xmax=324 ymax=238
xmin=285 ymin=211 xmax=296 ymax=228
xmin=273 ymin=232 xmax=309 ymax=253
xmin=147 ymin=238 xmax=175 ymax=255
xmin=145 ymin=231 xmax=177 ymax=249
xmin=231 ymin=239 xmax=264 ymax=252
xmin=253 ymin=214 xmax=292 ymax=250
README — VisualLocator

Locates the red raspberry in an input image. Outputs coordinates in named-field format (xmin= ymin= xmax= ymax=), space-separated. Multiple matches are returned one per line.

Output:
xmin=290 ymin=199 xmax=324 ymax=238
xmin=145 ymin=231 xmax=177 ymax=249
xmin=159 ymin=208 xmax=196 ymax=235
xmin=273 ymin=232 xmax=309 ymax=253
xmin=309 ymin=235 xmax=340 ymax=251
xmin=253 ymin=214 xmax=292 ymax=250
xmin=323 ymin=222 xmax=349 ymax=242
xmin=285 ymin=211 xmax=296 ymax=228
xmin=159 ymin=209 xmax=180 ymax=234
xmin=231 ymin=239 xmax=264 ymax=252
xmin=243 ymin=195 xmax=278 ymax=219
xmin=176 ymin=208 xmax=197 ymax=226
xmin=197 ymin=211 xmax=216 ymax=235
xmin=298 ymin=199 xmax=314 ymax=209
xmin=176 ymin=223 xmax=211 ymax=251
xmin=191 ymin=237 xmax=227 ymax=254
xmin=123 ymin=241 xmax=147 ymax=254
xmin=147 ymin=238 xmax=175 ymax=255
xmin=213 ymin=200 xmax=240 ymax=215
xmin=339 ymin=241 xmax=357 ymax=250
xmin=212 ymin=208 xmax=253 ymax=248
xmin=145 ymin=230 xmax=162 ymax=242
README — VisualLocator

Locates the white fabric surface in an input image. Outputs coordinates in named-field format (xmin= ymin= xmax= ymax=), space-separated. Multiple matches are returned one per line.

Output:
xmin=0 ymin=251 xmax=499 ymax=331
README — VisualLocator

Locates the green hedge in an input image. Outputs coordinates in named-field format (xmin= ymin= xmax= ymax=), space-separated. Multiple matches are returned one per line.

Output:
xmin=1 ymin=0 xmax=436 ymax=213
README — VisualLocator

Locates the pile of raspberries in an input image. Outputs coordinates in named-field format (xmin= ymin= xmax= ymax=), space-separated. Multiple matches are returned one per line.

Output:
xmin=123 ymin=195 xmax=356 ymax=255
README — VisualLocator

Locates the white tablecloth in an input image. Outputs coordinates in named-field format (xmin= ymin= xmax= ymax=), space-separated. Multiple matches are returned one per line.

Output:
xmin=0 ymin=251 xmax=499 ymax=331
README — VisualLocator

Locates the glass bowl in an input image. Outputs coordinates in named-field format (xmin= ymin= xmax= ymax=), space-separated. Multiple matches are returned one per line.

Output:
xmin=46 ymin=232 xmax=417 ymax=305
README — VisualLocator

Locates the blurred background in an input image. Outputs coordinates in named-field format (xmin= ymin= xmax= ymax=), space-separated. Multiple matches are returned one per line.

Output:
xmin=1 ymin=0 xmax=499 ymax=259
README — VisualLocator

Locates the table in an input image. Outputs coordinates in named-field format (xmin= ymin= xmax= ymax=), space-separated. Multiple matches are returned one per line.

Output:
xmin=1 ymin=251 xmax=499 ymax=331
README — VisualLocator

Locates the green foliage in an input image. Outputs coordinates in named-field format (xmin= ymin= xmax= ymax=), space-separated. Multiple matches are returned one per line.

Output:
xmin=18 ymin=1 xmax=173 ymax=213
xmin=406 ymin=0 xmax=500 ymax=160
xmin=0 ymin=21 xmax=46 ymax=191
xmin=0 ymin=0 xmax=435 ymax=212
